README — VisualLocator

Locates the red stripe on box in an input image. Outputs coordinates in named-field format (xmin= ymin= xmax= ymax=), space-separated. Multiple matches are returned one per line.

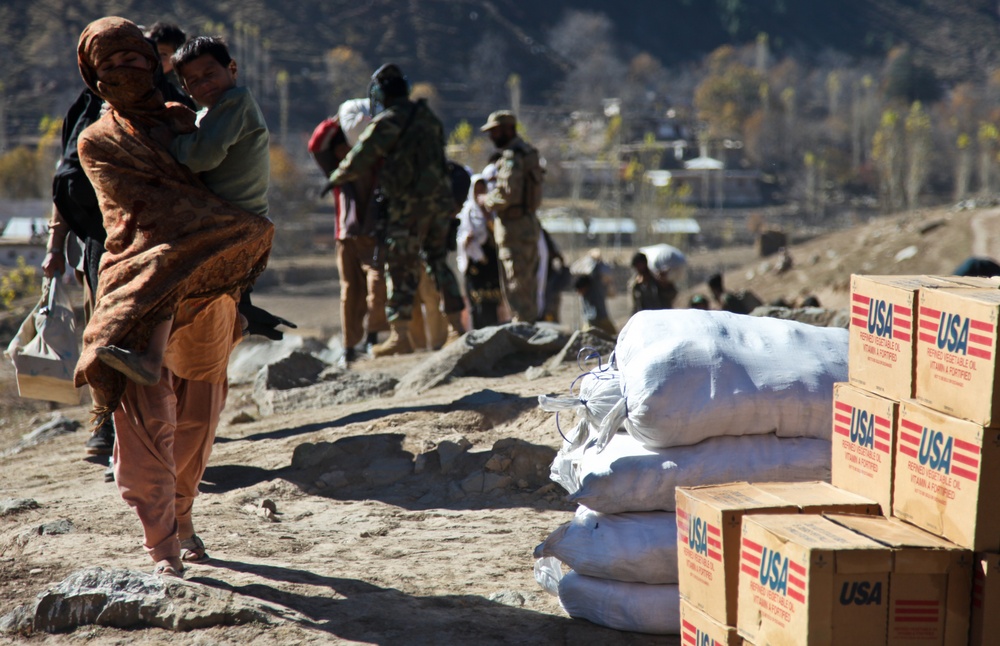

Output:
xmin=896 ymin=306 xmax=911 ymax=317
xmin=953 ymin=452 xmax=979 ymax=468
xmin=894 ymin=330 xmax=912 ymax=342
xmin=835 ymin=401 xmax=853 ymax=413
xmin=676 ymin=508 xmax=688 ymax=519
xmin=875 ymin=441 xmax=890 ymax=454
xmin=742 ymin=552 xmax=761 ymax=568
xmin=921 ymin=306 xmax=941 ymax=318
xmin=708 ymin=550 xmax=722 ymax=562
xmin=918 ymin=333 xmax=937 ymax=344
xmin=835 ymin=413 xmax=851 ymax=426
xmin=789 ymin=561 xmax=806 ymax=576
xmin=789 ymin=589 xmax=805 ymax=604
xmin=968 ymin=347 xmax=992 ymax=360
xmin=742 ymin=538 xmax=763 ymax=553
xmin=875 ymin=416 xmax=890 ymax=428
xmin=852 ymin=305 xmax=868 ymax=316
xmin=834 ymin=425 xmax=850 ymax=437
xmin=852 ymin=318 xmax=867 ymax=329
xmin=708 ymin=538 xmax=721 ymax=549
xmin=788 ymin=574 xmax=805 ymax=590
xmin=970 ymin=332 xmax=993 ymax=346
xmin=919 ymin=319 xmax=938 ymax=331
xmin=955 ymin=438 xmax=981 ymax=454
xmin=900 ymin=445 xmax=918 ymax=459
xmin=875 ymin=428 xmax=891 ymax=441
xmin=895 ymin=617 xmax=939 ymax=623
xmin=707 ymin=525 xmax=720 ymax=536
xmin=971 ymin=319 xmax=995 ymax=333
xmin=741 ymin=564 xmax=759 ymax=578
xmin=852 ymin=293 xmax=871 ymax=305
xmin=952 ymin=465 xmax=979 ymax=482
xmin=896 ymin=600 xmax=939 ymax=607
xmin=900 ymin=418 xmax=922 ymax=432
xmin=899 ymin=432 xmax=921 ymax=446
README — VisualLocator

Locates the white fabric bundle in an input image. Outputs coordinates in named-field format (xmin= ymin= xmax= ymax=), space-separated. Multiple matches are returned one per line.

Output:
xmin=600 ymin=309 xmax=848 ymax=450
xmin=538 ymin=369 xmax=623 ymax=450
xmin=534 ymin=506 xmax=677 ymax=584
xmin=551 ymin=431 xmax=831 ymax=514
xmin=337 ymin=98 xmax=372 ymax=147
xmin=535 ymin=559 xmax=680 ymax=635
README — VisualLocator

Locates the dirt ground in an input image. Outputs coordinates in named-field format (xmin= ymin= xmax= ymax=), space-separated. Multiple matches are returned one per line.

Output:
xmin=0 ymin=203 xmax=995 ymax=645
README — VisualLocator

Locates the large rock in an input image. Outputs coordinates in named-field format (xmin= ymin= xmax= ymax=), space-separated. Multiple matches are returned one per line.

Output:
xmin=253 ymin=369 xmax=397 ymax=416
xmin=544 ymin=329 xmax=616 ymax=370
xmin=750 ymin=306 xmax=849 ymax=328
xmin=0 ymin=498 xmax=39 ymax=517
xmin=253 ymin=350 xmax=329 ymax=391
xmin=395 ymin=323 xmax=570 ymax=395
xmin=228 ymin=335 xmax=335 ymax=385
xmin=0 ymin=567 xmax=286 ymax=635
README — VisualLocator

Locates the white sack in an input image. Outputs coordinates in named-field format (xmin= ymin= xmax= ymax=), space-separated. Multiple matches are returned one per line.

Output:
xmin=551 ymin=431 xmax=830 ymax=514
xmin=533 ymin=506 xmax=677 ymax=584
xmin=638 ymin=243 xmax=686 ymax=275
xmin=337 ymin=98 xmax=372 ymax=147
xmin=604 ymin=309 xmax=847 ymax=449
xmin=558 ymin=570 xmax=680 ymax=635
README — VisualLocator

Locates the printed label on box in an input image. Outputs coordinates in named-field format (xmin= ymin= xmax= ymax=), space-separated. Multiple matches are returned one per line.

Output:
xmin=740 ymin=536 xmax=807 ymax=627
xmin=918 ymin=304 xmax=994 ymax=387
xmin=898 ymin=417 xmax=981 ymax=493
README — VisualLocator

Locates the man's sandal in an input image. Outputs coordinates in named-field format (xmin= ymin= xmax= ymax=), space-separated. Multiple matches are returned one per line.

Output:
xmin=180 ymin=535 xmax=209 ymax=562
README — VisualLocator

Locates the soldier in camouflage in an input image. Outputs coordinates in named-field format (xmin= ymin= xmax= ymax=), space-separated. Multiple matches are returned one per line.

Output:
xmin=477 ymin=110 xmax=544 ymax=322
xmin=325 ymin=64 xmax=464 ymax=356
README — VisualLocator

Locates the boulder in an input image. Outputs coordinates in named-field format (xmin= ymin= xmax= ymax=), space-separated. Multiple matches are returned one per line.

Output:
xmin=228 ymin=335 xmax=334 ymax=385
xmin=750 ymin=306 xmax=849 ymax=328
xmin=253 ymin=370 xmax=397 ymax=416
xmin=0 ymin=567 xmax=284 ymax=635
xmin=0 ymin=498 xmax=39 ymax=517
xmin=395 ymin=323 xmax=570 ymax=395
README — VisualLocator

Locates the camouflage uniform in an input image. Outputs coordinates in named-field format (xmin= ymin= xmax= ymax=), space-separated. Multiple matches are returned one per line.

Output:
xmin=328 ymin=98 xmax=462 ymax=322
xmin=483 ymin=136 xmax=543 ymax=322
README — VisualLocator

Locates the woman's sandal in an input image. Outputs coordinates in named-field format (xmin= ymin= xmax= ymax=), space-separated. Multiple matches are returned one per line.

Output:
xmin=180 ymin=535 xmax=209 ymax=563
xmin=153 ymin=561 xmax=184 ymax=578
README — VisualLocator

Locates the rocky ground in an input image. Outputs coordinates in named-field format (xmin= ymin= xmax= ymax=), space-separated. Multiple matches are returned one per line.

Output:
xmin=0 ymin=203 xmax=996 ymax=645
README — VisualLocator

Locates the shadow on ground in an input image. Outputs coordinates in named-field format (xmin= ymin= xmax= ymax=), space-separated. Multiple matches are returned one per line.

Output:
xmin=190 ymin=558 xmax=677 ymax=646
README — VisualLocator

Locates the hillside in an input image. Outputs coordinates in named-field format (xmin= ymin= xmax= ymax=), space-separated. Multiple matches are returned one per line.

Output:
xmin=2 ymin=0 xmax=1000 ymax=138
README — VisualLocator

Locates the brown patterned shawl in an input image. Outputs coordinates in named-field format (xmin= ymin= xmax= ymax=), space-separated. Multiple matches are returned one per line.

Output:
xmin=74 ymin=17 xmax=274 ymax=416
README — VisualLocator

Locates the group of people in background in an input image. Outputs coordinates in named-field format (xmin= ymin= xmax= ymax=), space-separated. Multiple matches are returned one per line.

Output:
xmin=311 ymin=79 xmax=552 ymax=362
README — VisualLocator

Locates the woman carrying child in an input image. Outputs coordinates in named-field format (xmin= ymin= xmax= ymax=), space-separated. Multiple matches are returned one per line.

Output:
xmin=74 ymin=16 xmax=273 ymax=577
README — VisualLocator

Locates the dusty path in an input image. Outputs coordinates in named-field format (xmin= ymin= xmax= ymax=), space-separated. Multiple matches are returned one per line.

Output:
xmin=0 ymin=328 xmax=677 ymax=645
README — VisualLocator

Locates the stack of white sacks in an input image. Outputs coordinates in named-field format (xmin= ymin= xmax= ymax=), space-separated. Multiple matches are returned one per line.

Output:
xmin=533 ymin=309 xmax=848 ymax=634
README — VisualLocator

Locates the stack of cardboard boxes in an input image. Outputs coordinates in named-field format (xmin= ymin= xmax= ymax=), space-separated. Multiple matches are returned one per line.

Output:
xmin=677 ymin=275 xmax=1000 ymax=645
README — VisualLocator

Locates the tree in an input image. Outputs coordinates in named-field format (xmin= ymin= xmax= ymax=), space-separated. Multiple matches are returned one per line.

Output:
xmin=324 ymin=46 xmax=371 ymax=113
xmin=872 ymin=109 xmax=905 ymax=211
xmin=693 ymin=46 xmax=763 ymax=139
xmin=547 ymin=10 xmax=626 ymax=110
xmin=904 ymin=102 xmax=931 ymax=210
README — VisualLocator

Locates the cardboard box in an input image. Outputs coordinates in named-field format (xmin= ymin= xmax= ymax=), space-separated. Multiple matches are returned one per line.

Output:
xmin=737 ymin=514 xmax=892 ymax=645
xmin=677 ymin=482 xmax=878 ymax=626
xmin=751 ymin=480 xmax=881 ymax=515
xmin=680 ymin=599 xmax=741 ymax=646
xmin=914 ymin=287 xmax=1000 ymax=426
xmin=892 ymin=400 xmax=1000 ymax=551
xmin=826 ymin=514 xmax=972 ymax=646
xmin=849 ymin=275 xmax=994 ymax=402
xmin=970 ymin=552 xmax=1000 ymax=646
xmin=831 ymin=382 xmax=897 ymax=515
